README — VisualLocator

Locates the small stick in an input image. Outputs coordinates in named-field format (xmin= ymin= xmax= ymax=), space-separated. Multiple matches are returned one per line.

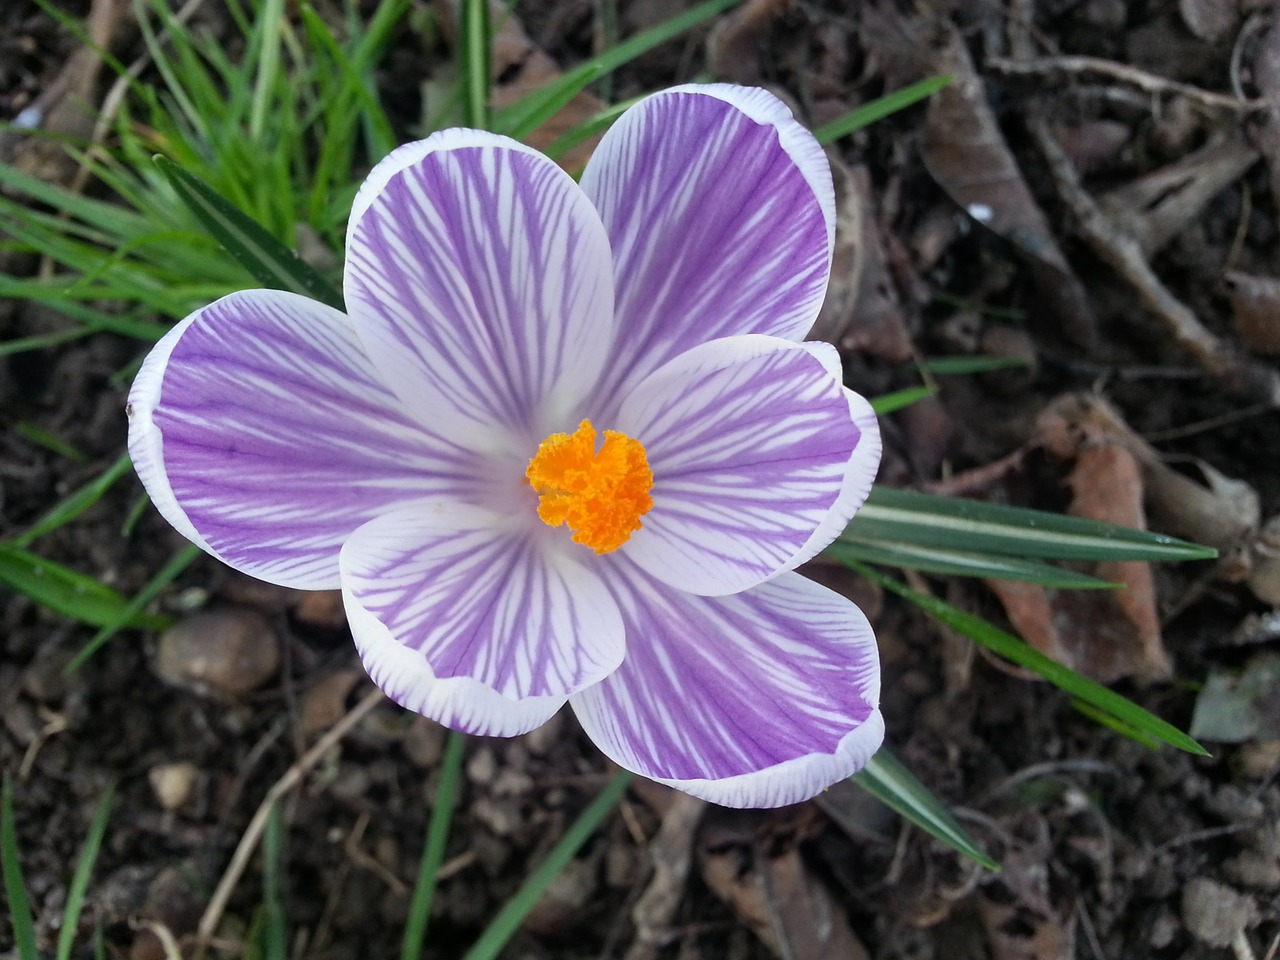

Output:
xmin=1027 ymin=116 xmax=1280 ymax=406
xmin=194 ymin=688 xmax=385 ymax=958
xmin=988 ymin=55 xmax=1275 ymax=113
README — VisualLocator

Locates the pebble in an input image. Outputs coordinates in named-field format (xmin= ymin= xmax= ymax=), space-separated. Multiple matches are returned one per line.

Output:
xmin=1181 ymin=877 xmax=1256 ymax=947
xmin=153 ymin=609 xmax=280 ymax=697
xmin=20 ymin=646 xmax=72 ymax=702
xmin=466 ymin=746 xmax=497 ymax=786
xmin=402 ymin=716 xmax=446 ymax=768
xmin=148 ymin=761 xmax=200 ymax=812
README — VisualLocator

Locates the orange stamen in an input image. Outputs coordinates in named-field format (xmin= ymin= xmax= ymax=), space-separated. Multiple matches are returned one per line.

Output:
xmin=525 ymin=419 xmax=654 ymax=554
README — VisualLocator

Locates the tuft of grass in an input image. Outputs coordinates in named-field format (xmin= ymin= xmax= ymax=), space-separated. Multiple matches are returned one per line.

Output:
xmin=2 ymin=778 xmax=115 ymax=960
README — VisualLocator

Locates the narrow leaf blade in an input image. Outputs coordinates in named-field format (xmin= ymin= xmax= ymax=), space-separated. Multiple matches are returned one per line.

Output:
xmin=0 ymin=543 xmax=167 ymax=630
xmin=153 ymin=156 xmax=343 ymax=310
xmin=851 ymin=562 xmax=1208 ymax=755
xmin=848 ymin=487 xmax=1217 ymax=563
xmin=851 ymin=749 xmax=998 ymax=870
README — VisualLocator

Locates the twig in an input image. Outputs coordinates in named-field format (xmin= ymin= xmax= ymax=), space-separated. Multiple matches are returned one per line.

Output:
xmin=1026 ymin=116 xmax=1280 ymax=405
xmin=988 ymin=55 xmax=1276 ymax=112
xmin=194 ymin=688 xmax=385 ymax=957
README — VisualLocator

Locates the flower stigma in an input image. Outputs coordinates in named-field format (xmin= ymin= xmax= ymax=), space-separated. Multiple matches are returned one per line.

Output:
xmin=525 ymin=419 xmax=654 ymax=554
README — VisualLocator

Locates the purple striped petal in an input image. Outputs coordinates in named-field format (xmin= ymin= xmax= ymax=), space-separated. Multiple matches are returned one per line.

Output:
xmin=344 ymin=130 xmax=616 ymax=449
xmin=340 ymin=505 xmax=625 ymax=737
xmin=580 ymin=84 xmax=835 ymax=407
xmin=127 ymin=290 xmax=475 ymax=590
xmin=572 ymin=565 xmax=883 ymax=808
xmin=613 ymin=335 xmax=878 ymax=597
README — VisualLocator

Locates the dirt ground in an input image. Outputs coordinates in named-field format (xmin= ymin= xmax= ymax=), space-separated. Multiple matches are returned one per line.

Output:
xmin=4 ymin=1 xmax=1280 ymax=958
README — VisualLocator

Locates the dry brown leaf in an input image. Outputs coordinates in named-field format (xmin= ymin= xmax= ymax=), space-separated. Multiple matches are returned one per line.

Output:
xmin=434 ymin=0 xmax=607 ymax=171
xmin=921 ymin=26 xmax=1097 ymax=352
xmin=1099 ymin=133 xmax=1259 ymax=258
xmin=299 ymin=669 xmax=363 ymax=735
xmin=811 ymin=159 xmax=913 ymax=361
xmin=1037 ymin=393 xmax=1259 ymax=552
xmin=987 ymin=443 xmax=1172 ymax=684
xmin=977 ymin=849 xmax=1076 ymax=960
xmin=699 ymin=810 xmax=869 ymax=960
xmin=626 ymin=791 xmax=706 ymax=960
xmin=1226 ymin=271 xmax=1280 ymax=355
xmin=1258 ymin=20 xmax=1280 ymax=220
xmin=706 ymin=0 xmax=790 ymax=85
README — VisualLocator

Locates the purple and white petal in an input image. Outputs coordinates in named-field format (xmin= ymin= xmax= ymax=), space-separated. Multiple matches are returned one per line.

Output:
xmin=572 ymin=565 xmax=882 ymax=808
xmin=127 ymin=290 xmax=475 ymax=590
xmin=580 ymin=84 xmax=835 ymax=406
xmin=340 ymin=504 xmax=625 ymax=737
xmin=344 ymin=129 xmax=616 ymax=450
xmin=785 ymin=370 xmax=881 ymax=573
xmin=613 ymin=335 xmax=875 ymax=597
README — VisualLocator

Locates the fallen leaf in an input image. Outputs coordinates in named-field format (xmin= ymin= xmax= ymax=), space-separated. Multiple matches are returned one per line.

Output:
xmin=1100 ymin=133 xmax=1259 ymax=258
xmin=811 ymin=159 xmax=913 ymax=361
xmin=1226 ymin=271 xmax=1280 ymax=355
xmin=1037 ymin=393 xmax=1259 ymax=553
xmin=987 ymin=444 xmax=1172 ymax=684
xmin=706 ymin=0 xmax=790 ymax=85
xmin=626 ymin=791 xmax=706 ymax=960
xmin=921 ymin=26 xmax=1097 ymax=352
xmin=977 ymin=847 xmax=1076 ymax=960
xmin=1190 ymin=653 xmax=1280 ymax=743
xmin=434 ymin=0 xmax=608 ymax=172
xmin=699 ymin=809 xmax=870 ymax=960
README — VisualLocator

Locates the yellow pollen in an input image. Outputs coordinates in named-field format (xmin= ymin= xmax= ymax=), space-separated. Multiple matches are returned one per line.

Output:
xmin=525 ymin=419 xmax=654 ymax=554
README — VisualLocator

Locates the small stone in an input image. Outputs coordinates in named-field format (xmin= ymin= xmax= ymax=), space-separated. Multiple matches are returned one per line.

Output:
xmin=1181 ymin=878 xmax=1256 ymax=947
xmin=292 ymin=589 xmax=347 ymax=630
xmin=153 ymin=609 xmax=279 ymax=698
xmin=1234 ymin=739 xmax=1280 ymax=779
xmin=523 ymin=856 xmax=599 ymax=936
xmin=298 ymin=670 xmax=361 ymax=734
xmin=148 ymin=762 xmax=200 ymax=812
xmin=523 ymin=711 xmax=565 ymax=757
xmin=1225 ymin=851 xmax=1280 ymax=891
xmin=466 ymin=747 xmax=497 ymax=786
xmin=21 ymin=647 xmax=72 ymax=702
xmin=403 ymin=717 xmax=446 ymax=768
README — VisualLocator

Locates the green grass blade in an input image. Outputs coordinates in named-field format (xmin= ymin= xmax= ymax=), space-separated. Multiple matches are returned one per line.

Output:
xmin=462 ymin=770 xmax=632 ymax=960
xmin=56 ymin=788 xmax=115 ymax=960
xmin=542 ymin=99 xmax=635 ymax=160
xmin=1 ymin=777 xmax=39 ymax=960
xmin=825 ymin=540 xmax=1117 ymax=589
xmin=916 ymin=355 xmax=1033 ymax=375
xmin=401 ymin=731 xmax=466 ymax=960
xmin=249 ymin=0 xmax=287 ymax=141
xmin=850 ymin=562 xmax=1208 ymax=755
xmin=869 ymin=386 xmax=934 ymax=415
xmin=153 ymin=157 xmax=344 ymax=310
xmin=65 ymin=543 xmax=199 ymax=674
xmin=848 ymin=487 xmax=1218 ymax=563
xmin=260 ymin=803 xmax=288 ymax=960
xmin=459 ymin=0 xmax=491 ymax=129
xmin=0 ymin=543 xmax=167 ymax=630
xmin=15 ymin=453 xmax=134 ymax=547
xmin=1070 ymin=699 xmax=1161 ymax=749
xmin=814 ymin=74 xmax=952 ymax=144
xmin=851 ymin=749 xmax=998 ymax=870
xmin=491 ymin=0 xmax=740 ymax=139
xmin=14 ymin=423 xmax=87 ymax=462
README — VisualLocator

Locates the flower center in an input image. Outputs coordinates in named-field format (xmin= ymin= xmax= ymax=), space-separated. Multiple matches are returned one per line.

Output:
xmin=525 ymin=419 xmax=654 ymax=554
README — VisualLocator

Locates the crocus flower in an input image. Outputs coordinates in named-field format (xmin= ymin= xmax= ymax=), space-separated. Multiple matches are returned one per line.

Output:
xmin=128 ymin=84 xmax=883 ymax=808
